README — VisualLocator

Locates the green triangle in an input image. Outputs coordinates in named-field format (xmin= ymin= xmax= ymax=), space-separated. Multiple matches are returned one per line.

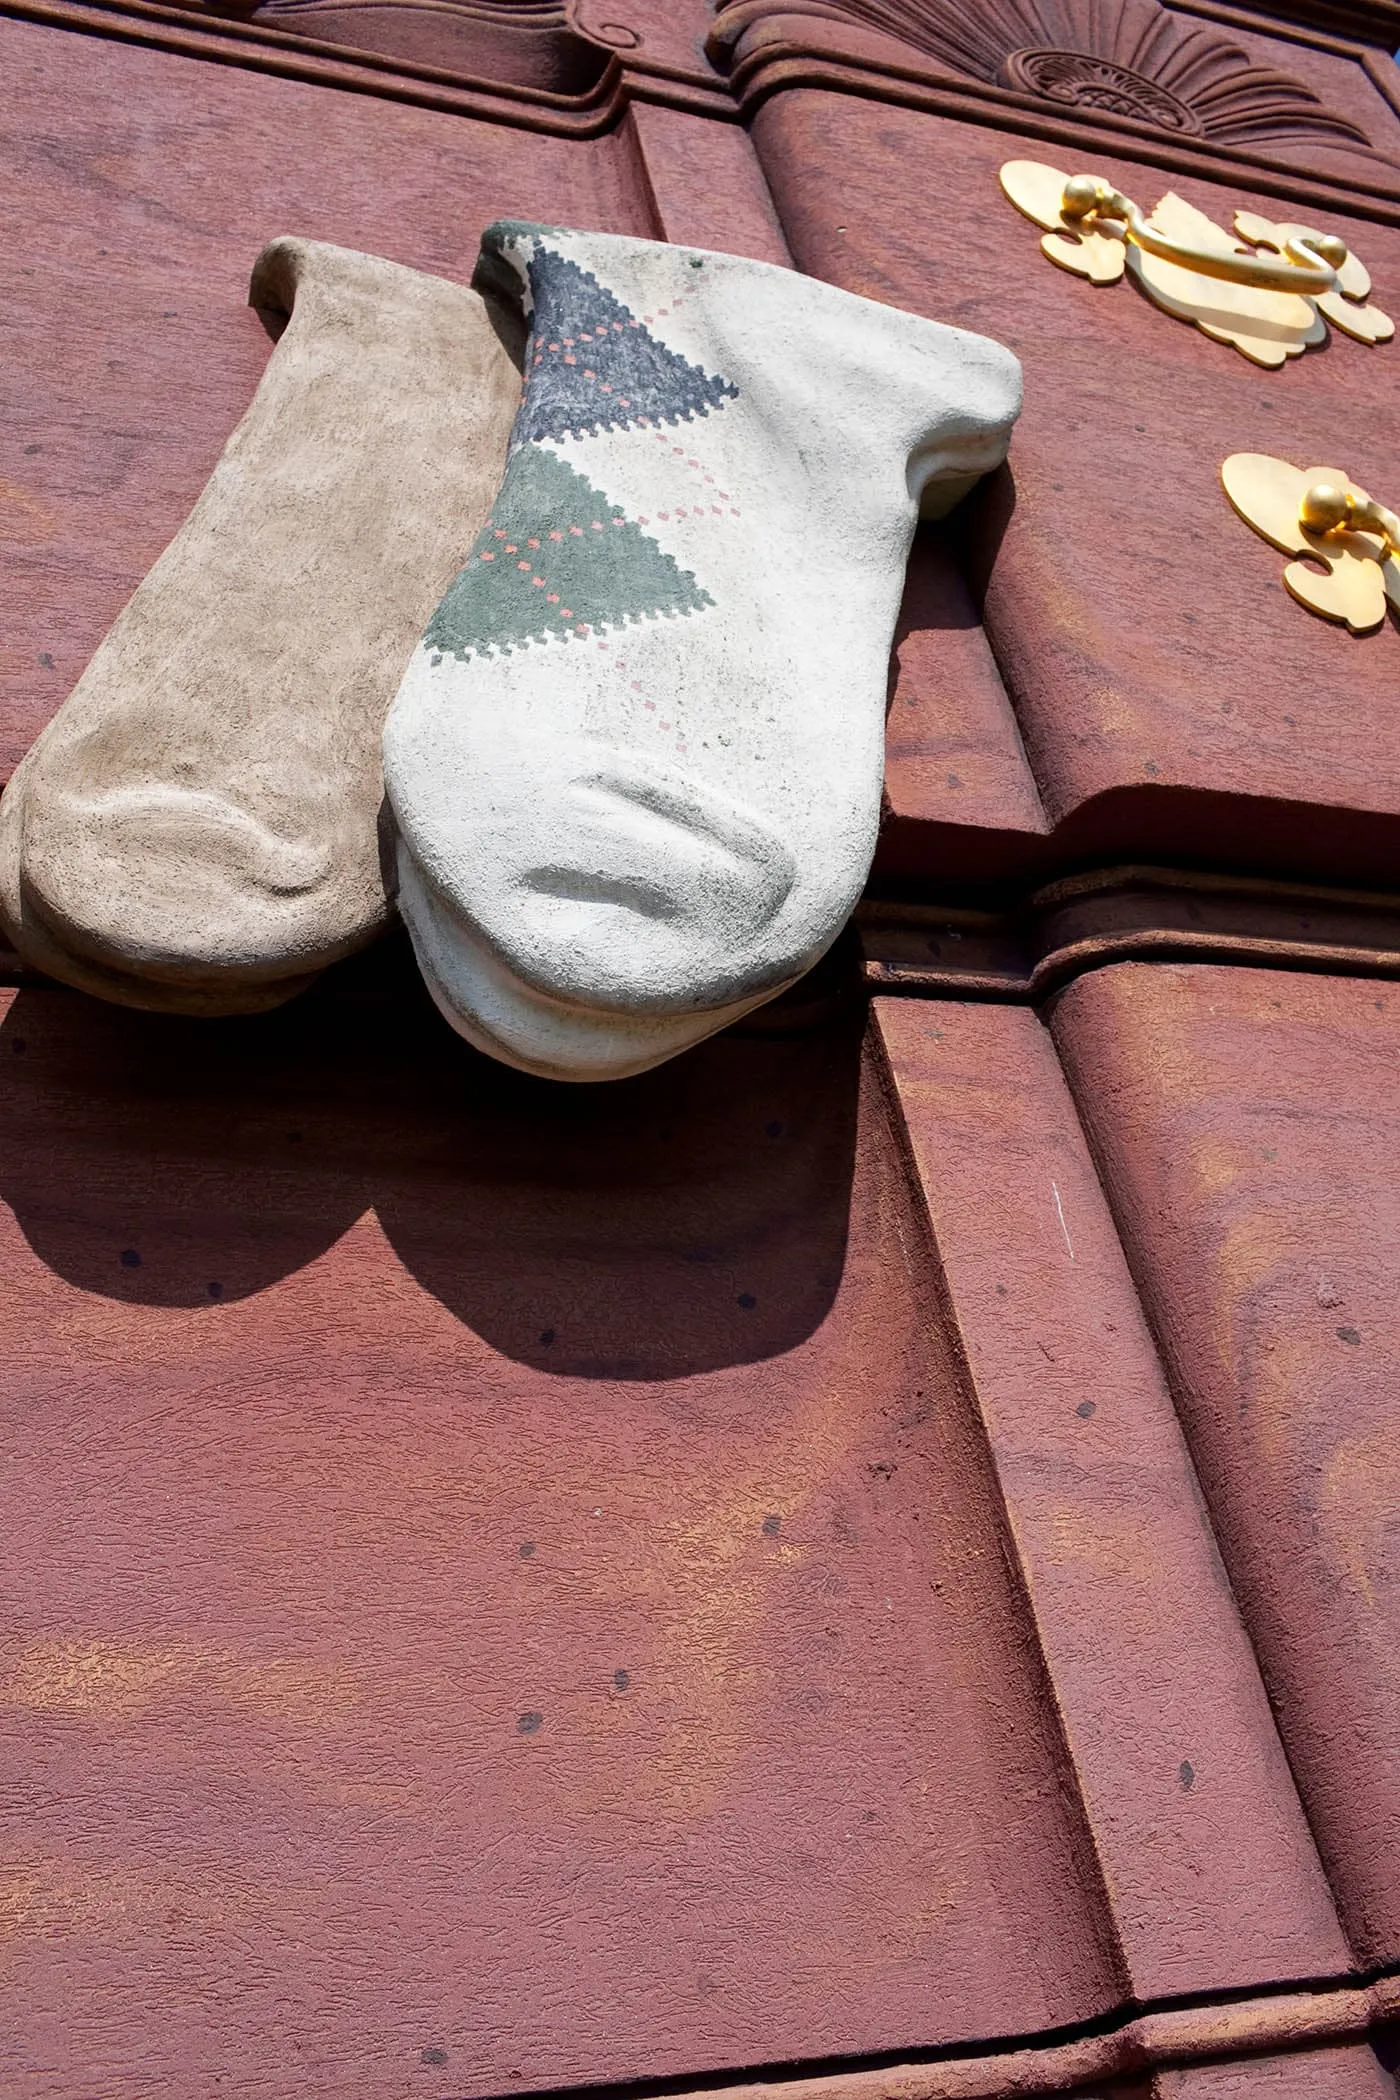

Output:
xmin=425 ymin=444 xmax=714 ymax=661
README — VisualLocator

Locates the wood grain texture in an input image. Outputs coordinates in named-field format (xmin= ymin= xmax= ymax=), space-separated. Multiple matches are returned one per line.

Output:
xmin=0 ymin=978 xmax=1127 ymax=2097
xmin=0 ymin=14 xmax=651 ymax=783
xmin=752 ymin=95 xmax=1400 ymax=888
xmin=871 ymin=997 xmax=1348 ymax=2000
xmin=1051 ymin=960 xmax=1400 ymax=1968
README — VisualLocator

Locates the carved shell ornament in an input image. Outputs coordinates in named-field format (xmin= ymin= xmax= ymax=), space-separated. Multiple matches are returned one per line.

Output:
xmin=761 ymin=0 xmax=1374 ymax=152
xmin=1000 ymin=160 xmax=1393 ymax=368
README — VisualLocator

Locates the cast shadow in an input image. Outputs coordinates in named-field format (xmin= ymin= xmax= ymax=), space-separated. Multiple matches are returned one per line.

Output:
xmin=894 ymin=518 xmax=987 ymax=655
xmin=954 ymin=461 xmax=1017 ymax=611
xmin=0 ymin=935 xmax=862 ymax=1378
xmin=370 ymin=960 xmax=863 ymax=1382
xmin=0 ymin=981 xmax=371 ymax=1307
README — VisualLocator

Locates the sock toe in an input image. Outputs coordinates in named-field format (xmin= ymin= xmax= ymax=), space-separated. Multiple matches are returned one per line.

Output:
xmin=18 ymin=778 xmax=385 ymax=989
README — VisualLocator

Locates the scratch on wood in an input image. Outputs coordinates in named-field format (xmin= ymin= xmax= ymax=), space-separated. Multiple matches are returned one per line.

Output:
xmin=1052 ymin=1180 xmax=1075 ymax=1263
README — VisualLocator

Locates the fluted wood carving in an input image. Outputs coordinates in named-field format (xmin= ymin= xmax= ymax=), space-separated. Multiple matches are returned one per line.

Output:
xmin=714 ymin=0 xmax=1374 ymax=151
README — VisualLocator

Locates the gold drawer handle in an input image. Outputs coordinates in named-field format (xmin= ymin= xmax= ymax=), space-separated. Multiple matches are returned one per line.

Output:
xmin=1055 ymin=173 xmax=1346 ymax=295
xmin=1000 ymin=160 xmax=1391 ymax=368
xmin=1297 ymin=479 xmax=1400 ymax=558
xmin=1223 ymin=453 xmax=1400 ymax=634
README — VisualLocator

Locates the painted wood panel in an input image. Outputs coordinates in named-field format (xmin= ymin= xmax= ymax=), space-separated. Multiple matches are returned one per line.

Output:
xmin=0 ymin=971 xmax=1127 ymax=2097
xmin=1052 ymin=960 xmax=1400 ymax=1969
xmin=871 ymin=995 xmax=1347 ymax=2000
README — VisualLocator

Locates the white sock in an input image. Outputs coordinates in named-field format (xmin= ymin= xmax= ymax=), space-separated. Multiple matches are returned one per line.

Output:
xmin=385 ymin=222 xmax=1020 ymax=1079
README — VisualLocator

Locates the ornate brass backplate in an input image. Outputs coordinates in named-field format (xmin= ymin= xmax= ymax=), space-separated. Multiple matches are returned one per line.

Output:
xmin=1223 ymin=453 xmax=1400 ymax=633
xmin=1000 ymin=159 xmax=1393 ymax=367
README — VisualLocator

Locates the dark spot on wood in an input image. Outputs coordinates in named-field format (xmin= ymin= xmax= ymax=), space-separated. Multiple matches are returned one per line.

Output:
xmin=613 ymin=1669 xmax=629 ymax=1690
xmin=1337 ymin=1325 xmax=1362 ymax=1345
xmin=539 ymin=1328 xmax=555 ymax=1346
xmin=1179 ymin=1760 xmax=1195 ymax=1790
xmin=996 ymin=1283 xmax=1008 ymax=1297
xmin=119 ymin=1248 xmax=141 ymax=1268
xmin=207 ymin=1281 xmax=222 ymax=1300
xmin=421 ymin=2047 xmax=449 ymax=2066
xmin=1076 ymin=1400 xmax=1096 ymax=1419
xmin=517 ymin=1711 xmax=543 ymax=1734
xmin=23 ymin=443 xmax=40 ymax=455
xmin=761 ymin=1514 xmax=781 ymax=1536
xmin=37 ymin=652 xmax=54 ymax=669
xmin=737 ymin=1291 xmax=757 ymax=1309
xmin=10 ymin=1039 xmax=25 ymax=1055
xmin=518 ymin=1542 xmax=535 ymax=1559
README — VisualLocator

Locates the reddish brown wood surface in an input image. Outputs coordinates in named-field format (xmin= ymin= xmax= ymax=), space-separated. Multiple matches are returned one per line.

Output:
xmin=872 ymin=996 xmax=1346 ymax=1999
xmin=876 ymin=529 xmax=1049 ymax=885
xmin=1154 ymin=2044 xmax=1398 ymax=2100
xmin=10 ymin=8 xmax=1400 ymax=2093
xmin=1052 ymin=961 xmax=1400 ymax=1969
xmin=622 ymin=100 xmax=792 ymax=260
xmin=751 ymin=93 xmax=1400 ymax=888
xmin=0 ymin=976 xmax=1137 ymax=2096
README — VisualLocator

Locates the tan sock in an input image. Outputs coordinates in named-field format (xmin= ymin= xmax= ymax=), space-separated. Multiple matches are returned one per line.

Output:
xmin=0 ymin=235 xmax=521 ymax=1014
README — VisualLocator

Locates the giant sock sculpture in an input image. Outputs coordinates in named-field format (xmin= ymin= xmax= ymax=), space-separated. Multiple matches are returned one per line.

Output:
xmin=384 ymin=223 xmax=1022 ymax=1082
xmin=0 ymin=237 xmax=520 ymax=1014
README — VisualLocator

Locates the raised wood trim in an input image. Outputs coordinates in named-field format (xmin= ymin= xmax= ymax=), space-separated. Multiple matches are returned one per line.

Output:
xmin=857 ymin=867 xmax=1400 ymax=1001
xmin=579 ymin=1973 xmax=1400 ymax=2100
xmin=0 ymin=0 xmax=738 ymax=131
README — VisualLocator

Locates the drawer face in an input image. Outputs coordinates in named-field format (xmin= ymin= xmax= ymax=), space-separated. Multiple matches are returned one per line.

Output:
xmin=0 ymin=983 xmax=1121 ymax=2096
xmin=1054 ymin=961 xmax=1400 ymax=1965
xmin=753 ymin=91 xmax=1400 ymax=886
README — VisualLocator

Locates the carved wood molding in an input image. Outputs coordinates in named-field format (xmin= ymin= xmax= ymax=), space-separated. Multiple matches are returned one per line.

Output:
xmin=858 ymin=865 xmax=1400 ymax=1001
xmin=237 ymin=0 xmax=605 ymax=96
xmin=0 ymin=0 xmax=734 ymax=132
xmin=712 ymin=0 xmax=1375 ymax=149
xmin=634 ymin=1973 xmax=1400 ymax=2100
xmin=1223 ymin=0 xmax=1400 ymax=42
xmin=711 ymin=0 xmax=1400 ymax=216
